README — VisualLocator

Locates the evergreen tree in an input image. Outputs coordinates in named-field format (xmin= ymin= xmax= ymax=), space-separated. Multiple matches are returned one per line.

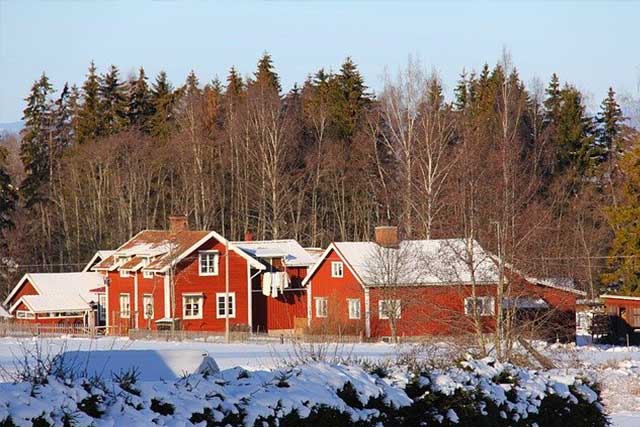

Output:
xmin=453 ymin=71 xmax=468 ymax=111
xmin=603 ymin=141 xmax=640 ymax=295
xmin=0 ymin=144 xmax=18 ymax=237
xmin=127 ymin=67 xmax=153 ymax=133
xmin=253 ymin=52 xmax=281 ymax=92
xmin=225 ymin=66 xmax=244 ymax=98
xmin=543 ymin=73 xmax=562 ymax=127
xmin=99 ymin=65 xmax=127 ymax=135
xmin=76 ymin=61 xmax=102 ymax=144
xmin=50 ymin=83 xmax=73 ymax=157
xmin=330 ymin=57 xmax=370 ymax=141
xmin=595 ymin=87 xmax=626 ymax=162
xmin=149 ymin=71 xmax=175 ymax=139
xmin=185 ymin=70 xmax=200 ymax=96
xmin=554 ymin=85 xmax=597 ymax=174
xmin=19 ymin=73 xmax=54 ymax=207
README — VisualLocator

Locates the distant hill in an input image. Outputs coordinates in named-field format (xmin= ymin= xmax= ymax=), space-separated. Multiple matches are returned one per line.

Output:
xmin=0 ymin=121 xmax=24 ymax=137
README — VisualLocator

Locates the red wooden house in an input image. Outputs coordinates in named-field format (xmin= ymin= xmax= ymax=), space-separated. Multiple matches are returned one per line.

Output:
xmin=2 ymin=272 xmax=105 ymax=327
xmin=302 ymin=226 xmax=584 ymax=340
xmin=601 ymin=294 xmax=640 ymax=343
xmin=232 ymin=237 xmax=316 ymax=333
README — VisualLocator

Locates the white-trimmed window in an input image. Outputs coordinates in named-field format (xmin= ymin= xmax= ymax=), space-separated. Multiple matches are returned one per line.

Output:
xmin=143 ymin=294 xmax=154 ymax=319
xmin=331 ymin=261 xmax=344 ymax=278
xmin=315 ymin=297 xmax=328 ymax=318
xmin=143 ymin=270 xmax=154 ymax=279
xmin=464 ymin=297 xmax=495 ymax=317
xmin=16 ymin=310 xmax=35 ymax=319
xmin=120 ymin=269 xmax=130 ymax=278
xmin=199 ymin=251 xmax=219 ymax=276
xmin=216 ymin=292 xmax=236 ymax=319
xmin=348 ymin=299 xmax=361 ymax=319
xmin=183 ymin=294 xmax=203 ymax=319
xmin=119 ymin=293 xmax=131 ymax=318
xmin=379 ymin=299 xmax=401 ymax=320
xmin=98 ymin=294 xmax=107 ymax=323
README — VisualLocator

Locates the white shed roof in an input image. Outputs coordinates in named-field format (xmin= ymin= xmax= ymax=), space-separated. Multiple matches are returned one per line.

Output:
xmin=232 ymin=239 xmax=316 ymax=267
xmin=4 ymin=272 xmax=104 ymax=313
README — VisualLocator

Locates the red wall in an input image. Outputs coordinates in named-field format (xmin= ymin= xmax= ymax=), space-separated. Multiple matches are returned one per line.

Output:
xmin=6 ymin=279 xmax=38 ymax=310
xmin=308 ymin=249 xmax=366 ymax=334
xmin=252 ymin=265 xmax=308 ymax=332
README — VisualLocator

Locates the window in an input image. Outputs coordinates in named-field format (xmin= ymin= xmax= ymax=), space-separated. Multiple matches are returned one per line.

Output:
xmin=119 ymin=294 xmax=131 ymax=318
xmin=464 ymin=297 xmax=495 ymax=317
xmin=216 ymin=292 xmax=236 ymax=319
xmin=632 ymin=307 xmax=640 ymax=328
xmin=98 ymin=294 xmax=107 ymax=323
xmin=315 ymin=297 xmax=328 ymax=318
xmin=143 ymin=270 xmax=154 ymax=279
xmin=379 ymin=300 xmax=401 ymax=320
xmin=16 ymin=310 xmax=35 ymax=319
xmin=183 ymin=294 xmax=203 ymax=319
xmin=143 ymin=294 xmax=154 ymax=319
xmin=348 ymin=299 xmax=361 ymax=319
xmin=199 ymin=251 xmax=219 ymax=276
xmin=331 ymin=261 xmax=344 ymax=278
xmin=120 ymin=269 xmax=130 ymax=278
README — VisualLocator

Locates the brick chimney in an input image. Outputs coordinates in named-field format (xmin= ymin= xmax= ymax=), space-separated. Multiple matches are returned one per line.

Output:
xmin=244 ymin=230 xmax=254 ymax=241
xmin=375 ymin=226 xmax=400 ymax=248
xmin=169 ymin=215 xmax=188 ymax=232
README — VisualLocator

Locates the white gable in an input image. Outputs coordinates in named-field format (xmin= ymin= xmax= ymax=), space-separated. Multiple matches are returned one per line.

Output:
xmin=232 ymin=240 xmax=316 ymax=267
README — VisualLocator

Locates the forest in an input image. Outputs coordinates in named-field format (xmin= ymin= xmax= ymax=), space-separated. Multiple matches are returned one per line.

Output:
xmin=0 ymin=52 xmax=638 ymax=299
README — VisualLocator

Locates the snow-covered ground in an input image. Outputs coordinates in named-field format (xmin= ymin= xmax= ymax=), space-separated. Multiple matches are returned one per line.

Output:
xmin=0 ymin=336 xmax=638 ymax=425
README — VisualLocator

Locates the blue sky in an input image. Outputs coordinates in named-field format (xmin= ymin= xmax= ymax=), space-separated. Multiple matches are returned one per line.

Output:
xmin=1 ymin=0 xmax=639 ymax=122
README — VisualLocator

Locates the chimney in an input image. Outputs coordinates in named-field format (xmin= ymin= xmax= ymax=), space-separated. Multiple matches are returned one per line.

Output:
xmin=169 ymin=215 xmax=188 ymax=232
xmin=244 ymin=230 xmax=254 ymax=241
xmin=375 ymin=226 xmax=400 ymax=248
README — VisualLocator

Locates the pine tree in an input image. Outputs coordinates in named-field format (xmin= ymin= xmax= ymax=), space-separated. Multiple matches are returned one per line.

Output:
xmin=596 ymin=87 xmax=626 ymax=162
xmin=99 ymin=65 xmax=127 ymax=135
xmin=50 ymin=83 xmax=73 ymax=158
xmin=330 ymin=57 xmax=370 ymax=141
xmin=76 ymin=61 xmax=102 ymax=144
xmin=603 ymin=140 xmax=640 ymax=295
xmin=127 ymin=67 xmax=153 ymax=133
xmin=20 ymin=73 xmax=54 ymax=207
xmin=149 ymin=71 xmax=175 ymax=140
xmin=0 ymin=144 xmax=18 ymax=236
xmin=554 ymin=85 xmax=597 ymax=174
xmin=253 ymin=52 xmax=281 ymax=92
xmin=453 ymin=71 xmax=468 ymax=111
xmin=543 ymin=73 xmax=562 ymax=127
xmin=225 ymin=66 xmax=244 ymax=98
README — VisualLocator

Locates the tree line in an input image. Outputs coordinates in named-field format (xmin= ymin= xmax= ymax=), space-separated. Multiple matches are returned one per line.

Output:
xmin=0 ymin=52 xmax=637 ymax=297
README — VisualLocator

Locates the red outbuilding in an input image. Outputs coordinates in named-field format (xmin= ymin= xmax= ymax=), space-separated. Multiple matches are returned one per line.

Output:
xmin=302 ymin=226 xmax=584 ymax=340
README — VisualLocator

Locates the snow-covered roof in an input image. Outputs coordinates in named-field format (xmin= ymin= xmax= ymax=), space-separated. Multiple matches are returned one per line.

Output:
xmin=528 ymin=277 xmax=586 ymax=296
xmin=21 ymin=294 xmax=92 ymax=313
xmin=82 ymin=250 xmax=115 ymax=272
xmin=232 ymin=239 xmax=316 ymax=267
xmin=4 ymin=272 xmax=104 ymax=313
xmin=304 ymin=239 xmax=499 ymax=287
xmin=0 ymin=304 xmax=10 ymax=318
xmin=93 ymin=230 xmax=265 ymax=273
xmin=503 ymin=297 xmax=549 ymax=309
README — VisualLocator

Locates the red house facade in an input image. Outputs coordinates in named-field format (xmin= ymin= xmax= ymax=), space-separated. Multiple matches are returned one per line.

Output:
xmin=302 ymin=226 xmax=584 ymax=340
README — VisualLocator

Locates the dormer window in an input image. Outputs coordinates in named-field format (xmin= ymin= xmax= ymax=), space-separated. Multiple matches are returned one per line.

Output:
xmin=120 ymin=269 xmax=130 ymax=278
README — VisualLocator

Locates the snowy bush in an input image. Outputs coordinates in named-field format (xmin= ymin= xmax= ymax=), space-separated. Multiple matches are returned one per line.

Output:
xmin=0 ymin=357 xmax=609 ymax=427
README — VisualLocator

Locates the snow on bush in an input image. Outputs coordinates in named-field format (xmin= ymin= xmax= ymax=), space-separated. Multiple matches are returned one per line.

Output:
xmin=0 ymin=357 xmax=609 ymax=427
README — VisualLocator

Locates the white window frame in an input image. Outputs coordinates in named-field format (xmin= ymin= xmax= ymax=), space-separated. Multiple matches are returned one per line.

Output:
xmin=119 ymin=269 xmax=130 ymax=278
xmin=199 ymin=251 xmax=219 ymax=276
xmin=142 ymin=270 xmax=154 ymax=279
xmin=378 ymin=299 xmax=401 ymax=320
xmin=183 ymin=293 xmax=203 ymax=319
xmin=98 ymin=294 xmax=107 ymax=323
xmin=216 ymin=292 xmax=236 ymax=319
xmin=142 ymin=294 xmax=154 ymax=319
xmin=348 ymin=298 xmax=361 ymax=319
xmin=331 ymin=261 xmax=344 ymax=278
xmin=315 ymin=297 xmax=328 ymax=318
xmin=119 ymin=293 xmax=131 ymax=318
xmin=16 ymin=310 xmax=35 ymax=319
xmin=464 ymin=296 xmax=495 ymax=317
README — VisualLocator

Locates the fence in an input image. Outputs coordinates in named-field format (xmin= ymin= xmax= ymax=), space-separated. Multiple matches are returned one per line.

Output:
xmin=0 ymin=321 xmax=123 ymax=337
